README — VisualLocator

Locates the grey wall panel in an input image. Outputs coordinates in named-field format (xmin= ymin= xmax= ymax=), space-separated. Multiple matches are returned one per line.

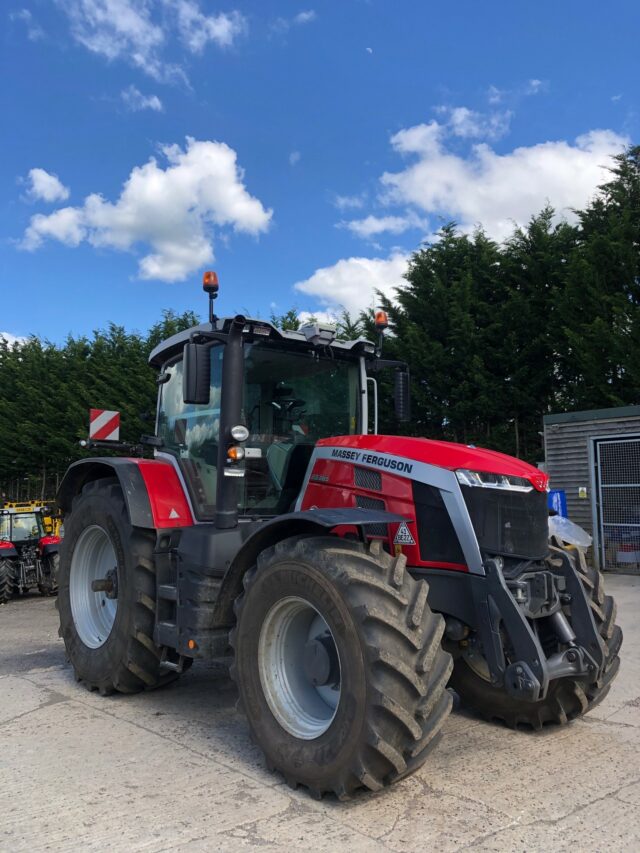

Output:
xmin=544 ymin=415 xmax=640 ymax=536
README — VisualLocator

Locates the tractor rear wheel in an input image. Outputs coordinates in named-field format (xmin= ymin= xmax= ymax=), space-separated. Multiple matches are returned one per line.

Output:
xmin=0 ymin=558 xmax=15 ymax=604
xmin=449 ymin=550 xmax=622 ymax=729
xmin=230 ymin=536 xmax=453 ymax=799
xmin=57 ymin=478 xmax=184 ymax=694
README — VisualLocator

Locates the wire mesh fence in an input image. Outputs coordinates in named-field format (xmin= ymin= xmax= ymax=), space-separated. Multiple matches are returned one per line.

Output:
xmin=597 ymin=437 xmax=640 ymax=573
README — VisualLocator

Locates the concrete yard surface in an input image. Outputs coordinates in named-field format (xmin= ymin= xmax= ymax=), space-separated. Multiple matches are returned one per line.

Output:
xmin=1 ymin=575 xmax=639 ymax=852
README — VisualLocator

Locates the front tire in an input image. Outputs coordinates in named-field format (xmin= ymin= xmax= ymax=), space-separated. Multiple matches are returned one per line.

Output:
xmin=57 ymin=478 xmax=183 ymax=694
xmin=0 ymin=558 xmax=15 ymax=604
xmin=449 ymin=548 xmax=622 ymax=729
xmin=230 ymin=536 xmax=453 ymax=799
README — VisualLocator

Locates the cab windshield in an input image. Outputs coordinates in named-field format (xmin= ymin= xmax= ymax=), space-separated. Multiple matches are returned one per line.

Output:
xmin=0 ymin=513 xmax=43 ymax=543
xmin=157 ymin=341 xmax=360 ymax=518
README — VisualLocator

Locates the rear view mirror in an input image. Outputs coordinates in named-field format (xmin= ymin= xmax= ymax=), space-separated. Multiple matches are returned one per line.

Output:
xmin=183 ymin=342 xmax=211 ymax=405
xmin=394 ymin=370 xmax=411 ymax=422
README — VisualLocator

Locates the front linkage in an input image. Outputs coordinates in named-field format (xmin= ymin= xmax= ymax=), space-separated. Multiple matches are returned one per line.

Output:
xmin=447 ymin=544 xmax=621 ymax=728
xmin=475 ymin=549 xmax=606 ymax=702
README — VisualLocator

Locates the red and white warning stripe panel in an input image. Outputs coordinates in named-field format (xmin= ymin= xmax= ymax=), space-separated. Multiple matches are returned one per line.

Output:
xmin=89 ymin=409 xmax=120 ymax=441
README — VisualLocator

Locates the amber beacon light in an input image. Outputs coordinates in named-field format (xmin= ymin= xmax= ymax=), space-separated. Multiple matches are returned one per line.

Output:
xmin=203 ymin=270 xmax=219 ymax=324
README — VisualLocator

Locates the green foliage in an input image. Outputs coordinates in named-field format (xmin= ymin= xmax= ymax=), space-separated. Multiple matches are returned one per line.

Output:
xmin=269 ymin=308 xmax=302 ymax=331
xmin=0 ymin=310 xmax=199 ymax=501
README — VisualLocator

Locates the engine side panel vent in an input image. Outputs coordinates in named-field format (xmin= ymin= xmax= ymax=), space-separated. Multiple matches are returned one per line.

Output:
xmin=355 ymin=493 xmax=388 ymax=537
xmin=354 ymin=466 xmax=382 ymax=491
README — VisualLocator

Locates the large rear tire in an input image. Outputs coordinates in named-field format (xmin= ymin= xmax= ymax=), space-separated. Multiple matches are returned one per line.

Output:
xmin=230 ymin=536 xmax=453 ymax=799
xmin=449 ymin=549 xmax=622 ymax=729
xmin=57 ymin=478 xmax=184 ymax=694
xmin=0 ymin=558 xmax=15 ymax=604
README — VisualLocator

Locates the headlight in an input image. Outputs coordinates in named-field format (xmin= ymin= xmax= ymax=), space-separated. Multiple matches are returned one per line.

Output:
xmin=231 ymin=424 xmax=249 ymax=442
xmin=455 ymin=469 xmax=533 ymax=492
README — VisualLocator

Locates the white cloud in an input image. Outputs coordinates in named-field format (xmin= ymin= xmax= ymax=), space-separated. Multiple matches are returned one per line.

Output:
xmin=121 ymin=84 xmax=163 ymax=112
xmin=486 ymin=79 xmax=549 ymax=105
xmin=611 ymin=94 xmax=622 ymax=102
xmin=0 ymin=332 xmax=28 ymax=347
xmin=435 ymin=105 xmax=512 ymax=141
xmin=26 ymin=168 xmax=70 ymax=203
xmin=59 ymin=0 xmax=246 ymax=80
xmin=294 ymin=10 xmax=317 ymax=24
xmin=486 ymin=84 xmax=504 ymax=105
xmin=333 ymin=194 xmax=365 ymax=211
xmin=21 ymin=137 xmax=272 ymax=282
xmin=341 ymin=212 xmax=427 ymax=239
xmin=22 ymin=207 xmax=85 ymax=248
xmin=526 ymin=78 xmax=547 ymax=95
xmin=366 ymin=47 xmax=373 ymax=54
xmin=172 ymin=1 xmax=246 ymax=53
xmin=381 ymin=122 xmax=627 ymax=242
xmin=271 ymin=9 xmax=317 ymax=34
xmin=294 ymin=252 xmax=409 ymax=315
xmin=9 ymin=8 xmax=45 ymax=40
xmin=60 ymin=0 xmax=172 ymax=80
xmin=289 ymin=150 xmax=301 ymax=166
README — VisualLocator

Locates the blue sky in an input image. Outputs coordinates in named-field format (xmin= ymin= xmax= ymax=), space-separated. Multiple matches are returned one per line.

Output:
xmin=1 ymin=0 xmax=638 ymax=344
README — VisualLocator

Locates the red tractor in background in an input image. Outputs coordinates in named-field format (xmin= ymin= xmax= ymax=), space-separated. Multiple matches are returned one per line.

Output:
xmin=55 ymin=272 xmax=622 ymax=799
xmin=0 ymin=505 xmax=60 ymax=603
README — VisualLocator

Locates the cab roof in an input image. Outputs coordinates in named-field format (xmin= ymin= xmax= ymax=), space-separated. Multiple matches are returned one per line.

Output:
xmin=148 ymin=316 xmax=375 ymax=368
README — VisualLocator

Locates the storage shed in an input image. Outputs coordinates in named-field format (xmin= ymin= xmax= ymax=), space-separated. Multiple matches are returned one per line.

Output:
xmin=544 ymin=406 xmax=640 ymax=572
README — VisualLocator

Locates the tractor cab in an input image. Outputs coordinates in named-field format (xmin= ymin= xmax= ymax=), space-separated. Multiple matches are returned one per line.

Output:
xmin=149 ymin=304 xmax=406 ymax=524
xmin=0 ymin=508 xmax=45 ymax=546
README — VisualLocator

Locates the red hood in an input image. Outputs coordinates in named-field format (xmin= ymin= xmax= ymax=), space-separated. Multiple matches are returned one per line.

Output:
xmin=317 ymin=435 xmax=548 ymax=492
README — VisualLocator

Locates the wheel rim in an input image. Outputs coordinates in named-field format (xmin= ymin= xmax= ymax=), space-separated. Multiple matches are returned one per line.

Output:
xmin=70 ymin=525 xmax=118 ymax=649
xmin=258 ymin=596 xmax=341 ymax=739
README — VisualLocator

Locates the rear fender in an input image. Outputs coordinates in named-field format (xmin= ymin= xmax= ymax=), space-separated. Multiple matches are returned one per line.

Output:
xmin=39 ymin=536 xmax=61 ymax=557
xmin=57 ymin=458 xmax=194 ymax=529
xmin=214 ymin=507 xmax=408 ymax=626
xmin=0 ymin=542 xmax=18 ymax=559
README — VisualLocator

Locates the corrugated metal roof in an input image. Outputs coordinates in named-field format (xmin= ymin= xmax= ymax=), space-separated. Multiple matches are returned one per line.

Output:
xmin=544 ymin=405 xmax=640 ymax=425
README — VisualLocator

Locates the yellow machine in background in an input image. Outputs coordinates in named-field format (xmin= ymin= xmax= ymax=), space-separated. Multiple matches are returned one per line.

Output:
xmin=1 ymin=501 xmax=61 ymax=602
xmin=2 ymin=501 xmax=63 ymax=537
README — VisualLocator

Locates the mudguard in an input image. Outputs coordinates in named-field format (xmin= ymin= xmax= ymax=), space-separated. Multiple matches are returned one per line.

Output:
xmin=0 ymin=542 xmax=18 ymax=559
xmin=213 ymin=506 xmax=409 ymax=627
xmin=39 ymin=536 xmax=61 ymax=556
xmin=57 ymin=457 xmax=194 ymax=529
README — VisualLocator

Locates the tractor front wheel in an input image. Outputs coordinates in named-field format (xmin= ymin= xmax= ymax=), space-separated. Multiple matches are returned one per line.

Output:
xmin=230 ymin=536 xmax=453 ymax=799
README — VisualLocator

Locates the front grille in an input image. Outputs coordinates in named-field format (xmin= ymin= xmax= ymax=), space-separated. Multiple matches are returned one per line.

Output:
xmin=354 ymin=466 xmax=382 ymax=491
xmin=461 ymin=485 xmax=549 ymax=560
xmin=355 ymin=494 xmax=388 ymax=537
xmin=413 ymin=482 xmax=466 ymax=564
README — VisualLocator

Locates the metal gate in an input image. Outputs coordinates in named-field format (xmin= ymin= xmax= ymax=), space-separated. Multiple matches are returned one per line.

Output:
xmin=595 ymin=436 xmax=640 ymax=572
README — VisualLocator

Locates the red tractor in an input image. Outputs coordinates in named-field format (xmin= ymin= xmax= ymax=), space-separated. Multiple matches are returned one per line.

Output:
xmin=0 ymin=506 xmax=60 ymax=603
xmin=56 ymin=273 xmax=622 ymax=799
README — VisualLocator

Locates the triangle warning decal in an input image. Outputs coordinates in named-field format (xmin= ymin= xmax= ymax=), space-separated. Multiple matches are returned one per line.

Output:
xmin=393 ymin=522 xmax=415 ymax=546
